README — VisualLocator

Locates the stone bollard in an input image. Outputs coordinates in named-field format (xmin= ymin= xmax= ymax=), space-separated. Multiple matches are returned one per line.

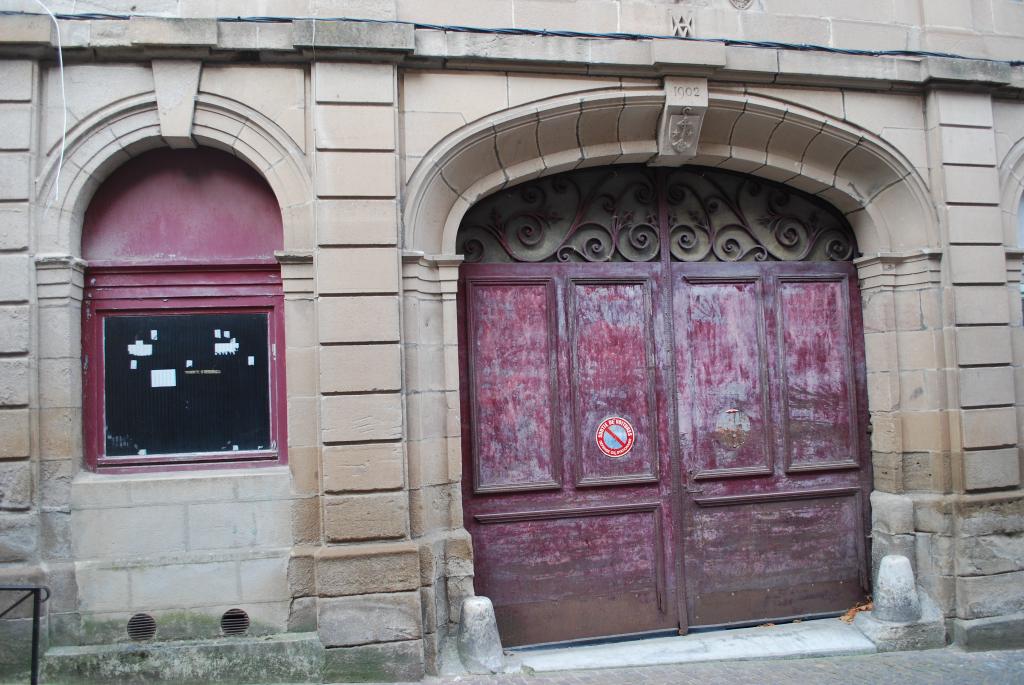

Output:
xmin=873 ymin=554 xmax=921 ymax=623
xmin=457 ymin=596 xmax=505 ymax=674
xmin=854 ymin=553 xmax=945 ymax=651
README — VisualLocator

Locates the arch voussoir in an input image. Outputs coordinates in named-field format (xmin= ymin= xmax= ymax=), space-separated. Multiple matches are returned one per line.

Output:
xmin=403 ymin=85 xmax=934 ymax=262
xmin=33 ymin=93 xmax=315 ymax=259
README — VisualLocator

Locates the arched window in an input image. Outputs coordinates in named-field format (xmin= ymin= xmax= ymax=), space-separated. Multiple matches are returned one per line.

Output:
xmin=81 ymin=148 xmax=286 ymax=471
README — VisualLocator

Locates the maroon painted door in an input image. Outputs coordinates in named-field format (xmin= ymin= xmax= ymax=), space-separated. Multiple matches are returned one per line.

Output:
xmin=674 ymin=261 xmax=870 ymax=627
xmin=459 ymin=262 xmax=680 ymax=646
xmin=457 ymin=165 xmax=870 ymax=646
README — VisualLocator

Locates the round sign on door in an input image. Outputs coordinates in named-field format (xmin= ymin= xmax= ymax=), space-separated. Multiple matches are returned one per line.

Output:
xmin=595 ymin=416 xmax=635 ymax=458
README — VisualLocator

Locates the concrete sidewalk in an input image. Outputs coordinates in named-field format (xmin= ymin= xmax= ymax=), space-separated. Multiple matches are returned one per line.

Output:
xmin=511 ymin=618 xmax=875 ymax=672
xmin=398 ymin=647 xmax=1024 ymax=685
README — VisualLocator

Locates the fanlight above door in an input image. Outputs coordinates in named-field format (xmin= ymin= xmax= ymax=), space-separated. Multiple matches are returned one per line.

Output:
xmin=457 ymin=165 xmax=857 ymax=264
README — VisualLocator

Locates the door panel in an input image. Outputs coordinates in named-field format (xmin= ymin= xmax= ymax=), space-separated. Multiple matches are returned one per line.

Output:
xmin=675 ymin=276 xmax=773 ymax=478
xmin=688 ymin=490 xmax=865 ymax=625
xmin=472 ymin=503 xmax=667 ymax=645
xmin=465 ymin=279 xmax=561 ymax=492
xmin=776 ymin=277 xmax=860 ymax=472
xmin=569 ymin=280 xmax=660 ymax=486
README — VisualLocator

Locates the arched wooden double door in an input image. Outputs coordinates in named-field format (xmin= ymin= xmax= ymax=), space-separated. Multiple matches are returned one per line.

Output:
xmin=457 ymin=166 xmax=872 ymax=646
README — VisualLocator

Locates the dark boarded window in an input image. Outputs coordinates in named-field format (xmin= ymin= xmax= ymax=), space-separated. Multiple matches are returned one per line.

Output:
xmin=82 ymin=148 xmax=287 ymax=471
xmin=103 ymin=313 xmax=271 ymax=457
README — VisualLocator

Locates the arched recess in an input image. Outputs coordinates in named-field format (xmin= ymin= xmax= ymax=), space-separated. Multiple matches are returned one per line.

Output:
xmin=403 ymin=86 xmax=937 ymax=259
xmin=1000 ymin=137 xmax=1024 ymax=374
xmin=34 ymin=93 xmax=313 ymax=258
xmin=32 ymin=88 xmax=315 ymax=479
xmin=400 ymin=85 xmax=943 ymax=617
xmin=455 ymin=163 xmax=873 ymax=645
xmin=81 ymin=147 xmax=289 ymax=470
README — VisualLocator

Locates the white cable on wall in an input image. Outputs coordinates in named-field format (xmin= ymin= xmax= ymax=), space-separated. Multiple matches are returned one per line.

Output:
xmin=32 ymin=0 xmax=67 ymax=207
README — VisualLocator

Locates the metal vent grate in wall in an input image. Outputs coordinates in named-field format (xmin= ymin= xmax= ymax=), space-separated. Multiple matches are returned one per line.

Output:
xmin=220 ymin=608 xmax=250 ymax=636
xmin=126 ymin=613 xmax=157 ymax=641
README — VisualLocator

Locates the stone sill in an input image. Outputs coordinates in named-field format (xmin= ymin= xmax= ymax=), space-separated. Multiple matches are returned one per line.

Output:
xmin=75 ymin=547 xmax=291 ymax=569
xmin=71 ymin=465 xmax=295 ymax=509
xmin=0 ymin=15 xmax=1019 ymax=90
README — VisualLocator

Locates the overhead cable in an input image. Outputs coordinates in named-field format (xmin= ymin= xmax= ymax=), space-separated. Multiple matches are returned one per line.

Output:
xmin=1 ymin=10 xmax=1021 ymax=67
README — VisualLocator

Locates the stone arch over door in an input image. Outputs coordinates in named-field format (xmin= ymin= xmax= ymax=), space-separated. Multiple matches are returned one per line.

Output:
xmin=403 ymin=87 xmax=937 ymax=259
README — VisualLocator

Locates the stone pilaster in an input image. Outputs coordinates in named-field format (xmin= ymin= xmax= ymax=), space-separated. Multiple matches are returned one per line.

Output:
xmin=0 ymin=58 xmax=47 ymax=678
xmin=0 ymin=59 xmax=36 ymax=570
xmin=310 ymin=61 xmax=426 ymax=680
xmin=856 ymin=250 xmax=947 ymax=586
xmin=925 ymin=88 xmax=1024 ymax=645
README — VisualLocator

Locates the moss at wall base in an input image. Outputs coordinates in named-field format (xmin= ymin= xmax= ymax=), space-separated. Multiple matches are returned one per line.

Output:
xmin=39 ymin=633 xmax=324 ymax=685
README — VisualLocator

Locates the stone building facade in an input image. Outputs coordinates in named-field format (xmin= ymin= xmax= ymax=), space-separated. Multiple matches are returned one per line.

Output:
xmin=0 ymin=0 xmax=1022 ymax=682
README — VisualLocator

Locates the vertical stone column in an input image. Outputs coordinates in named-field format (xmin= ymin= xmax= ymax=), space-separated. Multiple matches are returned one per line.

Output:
xmin=277 ymin=252 xmax=321 ymax=550
xmin=401 ymin=253 xmax=474 ymax=670
xmin=33 ymin=256 xmax=86 ymax=647
xmin=926 ymin=89 xmax=1024 ymax=645
xmin=0 ymin=58 xmax=43 ymax=678
xmin=309 ymin=62 xmax=425 ymax=681
xmin=0 ymin=60 xmax=35 ymax=567
xmin=857 ymin=250 xmax=945 ymax=581
xmin=929 ymin=91 xmax=1019 ymax=491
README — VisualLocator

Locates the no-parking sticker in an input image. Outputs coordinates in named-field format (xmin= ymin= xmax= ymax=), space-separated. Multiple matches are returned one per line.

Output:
xmin=595 ymin=416 xmax=635 ymax=458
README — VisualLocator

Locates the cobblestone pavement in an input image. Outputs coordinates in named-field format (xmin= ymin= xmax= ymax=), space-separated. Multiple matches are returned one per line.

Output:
xmin=398 ymin=648 xmax=1024 ymax=685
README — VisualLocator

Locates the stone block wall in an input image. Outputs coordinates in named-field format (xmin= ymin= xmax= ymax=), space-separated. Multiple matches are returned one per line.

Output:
xmin=0 ymin=0 xmax=1022 ymax=680
xmin=66 ymin=469 xmax=296 ymax=645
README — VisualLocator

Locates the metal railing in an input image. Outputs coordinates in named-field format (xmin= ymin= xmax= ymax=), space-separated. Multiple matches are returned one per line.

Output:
xmin=0 ymin=585 xmax=50 ymax=685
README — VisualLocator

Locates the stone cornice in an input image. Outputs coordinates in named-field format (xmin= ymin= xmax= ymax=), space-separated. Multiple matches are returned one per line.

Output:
xmin=1 ymin=15 xmax=1019 ymax=92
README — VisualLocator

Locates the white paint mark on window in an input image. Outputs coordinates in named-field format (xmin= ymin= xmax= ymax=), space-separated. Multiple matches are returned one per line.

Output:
xmin=247 ymin=356 xmax=255 ymax=366
xmin=224 ymin=330 xmax=230 ymax=338
xmin=214 ymin=329 xmax=221 ymax=338
xmin=232 ymin=444 xmax=239 ymax=451
xmin=130 ymin=359 xmax=137 ymax=370
xmin=150 ymin=329 xmax=158 ymax=340
xmin=127 ymin=340 xmax=153 ymax=356
xmin=214 ymin=338 xmax=239 ymax=355
xmin=138 ymin=449 xmax=147 ymax=456
xmin=151 ymin=368 xmax=176 ymax=387
xmin=186 ymin=359 xmax=193 ymax=368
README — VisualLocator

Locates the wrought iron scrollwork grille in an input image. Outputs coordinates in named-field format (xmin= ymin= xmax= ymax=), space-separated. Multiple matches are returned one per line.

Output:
xmin=456 ymin=165 xmax=857 ymax=263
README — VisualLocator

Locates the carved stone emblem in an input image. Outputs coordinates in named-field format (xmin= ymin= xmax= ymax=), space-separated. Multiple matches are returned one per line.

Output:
xmin=652 ymin=77 xmax=707 ymax=166
xmin=669 ymin=109 xmax=700 ymax=153
xmin=729 ymin=0 xmax=755 ymax=9
xmin=671 ymin=14 xmax=695 ymax=38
